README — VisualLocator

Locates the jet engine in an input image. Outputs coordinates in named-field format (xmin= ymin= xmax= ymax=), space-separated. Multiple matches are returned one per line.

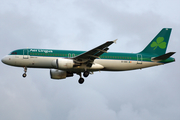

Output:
xmin=52 ymin=58 xmax=74 ymax=69
xmin=50 ymin=69 xmax=73 ymax=79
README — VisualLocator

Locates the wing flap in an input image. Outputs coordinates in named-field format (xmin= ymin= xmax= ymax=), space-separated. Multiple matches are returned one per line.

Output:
xmin=73 ymin=40 xmax=117 ymax=63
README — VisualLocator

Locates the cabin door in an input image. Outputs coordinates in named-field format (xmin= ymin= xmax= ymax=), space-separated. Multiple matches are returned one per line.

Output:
xmin=23 ymin=49 xmax=29 ymax=59
xmin=137 ymin=54 xmax=142 ymax=64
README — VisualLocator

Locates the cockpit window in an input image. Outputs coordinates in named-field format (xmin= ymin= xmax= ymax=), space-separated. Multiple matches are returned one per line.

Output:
xmin=11 ymin=52 xmax=17 ymax=55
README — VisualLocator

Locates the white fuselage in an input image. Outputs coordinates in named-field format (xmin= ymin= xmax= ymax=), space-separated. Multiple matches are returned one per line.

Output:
xmin=2 ymin=55 xmax=162 ymax=72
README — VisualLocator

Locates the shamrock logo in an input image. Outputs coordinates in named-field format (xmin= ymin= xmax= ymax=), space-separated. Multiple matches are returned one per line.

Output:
xmin=151 ymin=37 xmax=166 ymax=50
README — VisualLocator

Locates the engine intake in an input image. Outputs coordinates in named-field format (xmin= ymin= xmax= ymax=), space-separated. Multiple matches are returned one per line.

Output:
xmin=50 ymin=69 xmax=73 ymax=79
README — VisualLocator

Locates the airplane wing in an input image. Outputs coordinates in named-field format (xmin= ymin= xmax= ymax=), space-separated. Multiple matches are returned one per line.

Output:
xmin=73 ymin=39 xmax=117 ymax=67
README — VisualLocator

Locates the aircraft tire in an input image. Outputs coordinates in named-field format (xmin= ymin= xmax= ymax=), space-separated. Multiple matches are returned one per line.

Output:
xmin=78 ymin=78 xmax=84 ymax=84
xmin=22 ymin=73 xmax=27 ymax=78
xmin=83 ymin=71 xmax=89 ymax=77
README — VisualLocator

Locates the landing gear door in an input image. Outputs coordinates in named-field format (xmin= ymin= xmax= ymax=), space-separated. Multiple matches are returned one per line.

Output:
xmin=23 ymin=49 xmax=29 ymax=59
xmin=137 ymin=54 xmax=142 ymax=64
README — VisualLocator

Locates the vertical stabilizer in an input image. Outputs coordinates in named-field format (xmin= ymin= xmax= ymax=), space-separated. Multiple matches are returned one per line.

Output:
xmin=140 ymin=28 xmax=172 ymax=55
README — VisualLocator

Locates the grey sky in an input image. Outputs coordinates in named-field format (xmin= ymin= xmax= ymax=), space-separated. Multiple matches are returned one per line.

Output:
xmin=0 ymin=0 xmax=180 ymax=120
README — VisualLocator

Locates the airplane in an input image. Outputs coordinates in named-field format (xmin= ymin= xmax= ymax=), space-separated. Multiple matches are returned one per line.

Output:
xmin=1 ymin=28 xmax=175 ymax=84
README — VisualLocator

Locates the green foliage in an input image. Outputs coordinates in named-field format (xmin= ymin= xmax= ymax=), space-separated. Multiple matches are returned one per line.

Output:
xmin=151 ymin=37 xmax=166 ymax=50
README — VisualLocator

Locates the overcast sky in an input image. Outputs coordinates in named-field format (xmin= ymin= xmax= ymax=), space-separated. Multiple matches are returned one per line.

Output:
xmin=0 ymin=0 xmax=180 ymax=120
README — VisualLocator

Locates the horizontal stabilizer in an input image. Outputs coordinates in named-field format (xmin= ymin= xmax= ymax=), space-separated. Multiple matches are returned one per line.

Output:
xmin=151 ymin=52 xmax=176 ymax=61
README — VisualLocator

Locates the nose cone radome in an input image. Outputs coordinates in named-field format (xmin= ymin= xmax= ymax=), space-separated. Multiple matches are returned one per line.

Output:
xmin=1 ymin=55 xmax=9 ymax=64
xmin=1 ymin=56 xmax=5 ymax=63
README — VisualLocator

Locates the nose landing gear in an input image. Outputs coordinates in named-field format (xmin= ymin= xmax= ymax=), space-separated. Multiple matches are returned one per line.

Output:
xmin=22 ymin=67 xmax=27 ymax=78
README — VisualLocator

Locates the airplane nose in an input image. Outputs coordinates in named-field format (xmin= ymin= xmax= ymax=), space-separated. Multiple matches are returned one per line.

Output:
xmin=1 ymin=57 xmax=5 ymax=63
xmin=1 ymin=56 xmax=8 ymax=64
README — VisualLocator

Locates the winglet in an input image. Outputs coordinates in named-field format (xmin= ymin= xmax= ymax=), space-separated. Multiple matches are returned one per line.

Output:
xmin=113 ymin=39 xmax=118 ymax=44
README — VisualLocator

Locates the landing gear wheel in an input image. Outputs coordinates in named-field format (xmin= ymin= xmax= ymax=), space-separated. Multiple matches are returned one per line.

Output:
xmin=83 ymin=71 xmax=89 ymax=77
xmin=78 ymin=78 xmax=84 ymax=84
xmin=22 ymin=73 xmax=27 ymax=78
xmin=22 ymin=67 xmax=27 ymax=78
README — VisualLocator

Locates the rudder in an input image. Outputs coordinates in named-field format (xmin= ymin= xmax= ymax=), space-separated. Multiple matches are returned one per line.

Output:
xmin=140 ymin=28 xmax=172 ymax=55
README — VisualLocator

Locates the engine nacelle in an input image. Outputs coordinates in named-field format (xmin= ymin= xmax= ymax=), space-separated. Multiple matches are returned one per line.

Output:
xmin=52 ymin=58 xmax=74 ymax=69
xmin=50 ymin=69 xmax=73 ymax=79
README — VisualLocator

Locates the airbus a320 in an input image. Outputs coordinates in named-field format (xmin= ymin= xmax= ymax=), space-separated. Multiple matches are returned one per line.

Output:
xmin=2 ymin=28 xmax=175 ymax=84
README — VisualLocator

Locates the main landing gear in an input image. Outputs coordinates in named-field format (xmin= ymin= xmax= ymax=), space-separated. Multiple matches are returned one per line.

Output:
xmin=78 ymin=71 xmax=90 ymax=84
xmin=78 ymin=78 xmax=84 ymax=84
xmin=83 ymin=71 xmax=89 ymax=77
xmin=22 ymin=67 xmax=27 ymax=78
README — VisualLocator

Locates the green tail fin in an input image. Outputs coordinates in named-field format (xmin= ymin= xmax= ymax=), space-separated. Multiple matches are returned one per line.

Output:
xmin=140 ymin=28 xmax=172 ymax=55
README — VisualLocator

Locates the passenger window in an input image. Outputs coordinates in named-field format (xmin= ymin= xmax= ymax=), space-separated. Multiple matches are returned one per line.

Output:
xmin=68 ymin=53 xmax=71 ymax=58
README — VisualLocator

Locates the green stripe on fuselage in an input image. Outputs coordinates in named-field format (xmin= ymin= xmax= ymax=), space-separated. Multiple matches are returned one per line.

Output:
xmin=9 ymin=48 xmax=174 ymax=63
